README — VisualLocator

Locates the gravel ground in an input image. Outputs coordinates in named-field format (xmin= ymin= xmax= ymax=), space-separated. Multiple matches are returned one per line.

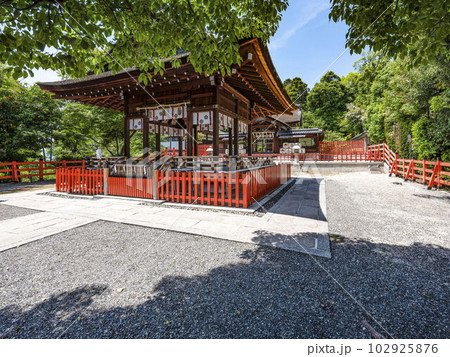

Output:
xmin=0 ymin=172 xmax=448 ymax=338
xmin=0 ymin=204 xmax=41 ymax=222
xmin=0 ymin=180 xmax=55 ymax=193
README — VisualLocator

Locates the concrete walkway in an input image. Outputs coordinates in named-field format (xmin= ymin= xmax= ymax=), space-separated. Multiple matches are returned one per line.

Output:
xmin=0 ymin=174 xmax=330 ymax=257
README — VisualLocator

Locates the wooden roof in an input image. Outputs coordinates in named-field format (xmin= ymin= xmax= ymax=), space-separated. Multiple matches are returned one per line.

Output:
xmin=38 ymin=39 xmax=296 ymax=117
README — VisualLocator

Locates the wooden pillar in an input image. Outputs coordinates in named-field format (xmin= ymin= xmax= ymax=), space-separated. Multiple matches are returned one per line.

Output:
xmin=142 ymin=115 xmax=149 ymax=159
xmin=193 ymin=125 xmax=198 ymax=156
xmin=212 ymin=108 xmax=220 ymax=156
xmin=178 ymin=136 xmax=183 ymax=156
xmin=228 ymin=129 xmax=233 ymax=156
xmin=247 ymin=124 xmax=252 ymax=156
xmin=247 ymin=102 xmax=253 ymax=156
xmin=123 ymin=95 xmax=130 ymax=158
xmin=155 ymin=123 xmax=161 ymax=159
xmin=187 ymin=109 xmax=193 ymax=156
xmin=273 ymin=131 xmax=279 ymax=153
xmin=233 ymin=118 xmax=239 ymax=156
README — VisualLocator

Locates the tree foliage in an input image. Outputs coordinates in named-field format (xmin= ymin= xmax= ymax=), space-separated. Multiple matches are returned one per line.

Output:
xmin=329 ymin=0 xmax=450 ymax=67
xmin=0 ymin=0 xmax=288 ymax=80
xmin=290 ymin=51 xmax=449 ymax=161
xmin=53 ymin=102 xmax=128 ymax=160
xmin=283 ymin=77 xmax=309 ymax=110
xmin=307 ymin=71 xmax=352 ymax=132
xmin=0 ymin=67 xmax=59 ymax=161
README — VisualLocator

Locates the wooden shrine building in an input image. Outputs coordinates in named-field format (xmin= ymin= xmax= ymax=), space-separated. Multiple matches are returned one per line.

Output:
xmin=39 ymin=38 xmax=297 ymax=158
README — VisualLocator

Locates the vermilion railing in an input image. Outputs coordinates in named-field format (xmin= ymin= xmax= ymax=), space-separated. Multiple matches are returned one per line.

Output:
xmin=56 ymin=167 xmax=103 ymax=195
xmin=108 ymin=177 xmax=154 ymax=198
xmin=156 ymin=164 xmax=290 ymax=208
xmin=319 ymin=140 xmax=366 ymax=155
xmin=367 ymin=143 xmax=450 ymax=188
xmin=0 ymin=160 xmax=85 ymax=182
xmin=55 ymin=163 xmax=291 ymax=208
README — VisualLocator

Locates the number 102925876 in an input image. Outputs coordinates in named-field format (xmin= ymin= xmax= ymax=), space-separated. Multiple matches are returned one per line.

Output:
xmin=368 ymin=343 xmax=438 ymax=354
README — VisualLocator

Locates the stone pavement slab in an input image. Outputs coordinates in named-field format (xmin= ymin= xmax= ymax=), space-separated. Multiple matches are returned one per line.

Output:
xmin=0 ymin=174 xmax=330 ymax=258
xmin=0 ymin=211 xmax=97 ymax=252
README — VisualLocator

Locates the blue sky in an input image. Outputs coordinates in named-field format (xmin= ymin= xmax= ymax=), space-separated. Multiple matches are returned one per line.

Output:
xmin=23 ymin=1 xmax=361 ymax=88
xmin=269 ymin=0 xmax=361 ymax=87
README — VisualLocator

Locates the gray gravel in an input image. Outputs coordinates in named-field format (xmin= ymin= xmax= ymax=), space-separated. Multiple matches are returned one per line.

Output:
xmin=0 ymin=180 xmax=55 ymax=193
xmin=325 ymin=172 xmax=450 ymax=250
xmin=0 ymin=204 xmax=41 ymax=222
xmin=1 ymin=219 xmax=448 ymax=337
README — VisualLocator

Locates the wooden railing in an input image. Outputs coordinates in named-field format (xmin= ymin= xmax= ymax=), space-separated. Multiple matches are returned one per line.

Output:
xmin=0 ymin=160 xmax=85 ymax=182
xmin=245 ymin=164 xmax=291 ymax=206
xmin=156 ymin=164 xmax=290 ymax=208
xmin=367 ymin=143 xmax=450 ymax=188
xmin=56 ymin=167 xmax=103 ymax=195
xmin=319 ymin=140 xmax=366 ymax=155
xmin=55 ymin=163 xmax=291 ymax=208
xmin=241 ymin=152 xmax=376 ymax=162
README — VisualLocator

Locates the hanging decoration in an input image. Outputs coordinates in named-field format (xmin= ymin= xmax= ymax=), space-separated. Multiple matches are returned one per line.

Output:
xmin=129 ymin=118 xmax=143 ymax=132
xmin=253 ymin=132 xmax=273 ymax=139
xmin=218 ymin=113 xmax=233 ymax=131
xmin=193 ymin=111 xmax=213 ymax=132
xmin=148 ymin=104 xmax=187 ymax=122
xmin=149 ymin=123 xmax=186 ymax=137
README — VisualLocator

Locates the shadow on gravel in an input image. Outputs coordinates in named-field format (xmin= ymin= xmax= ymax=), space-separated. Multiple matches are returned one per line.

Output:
xmin=412 ymin=193 xmax=450 ymax=202
xmin=272 ymin=177 xmax=326 ymax=222
xmin=1 ymin=236 xmax=448 ymax=339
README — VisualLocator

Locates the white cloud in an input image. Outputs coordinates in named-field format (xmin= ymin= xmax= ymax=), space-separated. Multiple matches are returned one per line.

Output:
xmin=269 ymin=0 xmax=330 ymax=51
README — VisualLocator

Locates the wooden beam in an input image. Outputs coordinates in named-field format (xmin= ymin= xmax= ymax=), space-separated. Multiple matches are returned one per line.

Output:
xmin=233 ymin=119 xmax=239 ymax=156
xmin=247 ymin=124 xmax=253 ymax=156
xmin=178 ymin=136 xmax=183 ymax=156
xmin=123 ymin=94 xmax=130 ymax=158
xmin=142 ymin=115 xmax=149 ymax=159
xmin=248 ymin=102 xmax=253 ymax=156
xmin=212 ymin=108 xmax=220 ymax=156
xmin=193 ymin=125 xmax=198 ymax=156
xmin=186 ymin=108 xmax=193 ymax=156
xmin=221 ymin=81 xmax=250 ymax=105
xmin=155 ymin=123 xmax=161 ymax=159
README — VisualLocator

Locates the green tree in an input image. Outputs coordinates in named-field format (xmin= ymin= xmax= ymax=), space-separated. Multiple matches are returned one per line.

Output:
xmin=283 ymin=77 xmax=309 ymax=110
xmin=0 ymin=0 xmax=288 ymax=80
xmin=53 ymin=102 xmax=133 ymax=160
xmin=0 ymin=67 xmax=59 ymax=162
xmin=340 ymin=104 xmax=365 ymax=139
xmin=301 ymin=111 xmax=321 ymax=129
xmin=354 ymin=51 xmax=450 ymax=160
xmin=307 ymin=71 xmax=351 ymax=132
xmin=329 ymin=0 xmax=450 ymax=67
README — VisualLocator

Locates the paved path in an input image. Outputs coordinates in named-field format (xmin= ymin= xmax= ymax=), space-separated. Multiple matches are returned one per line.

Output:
xmin=0 ymin=212 xmax=97 ymax=252
xmin=0 ymin=175 xmax=330 ymax=257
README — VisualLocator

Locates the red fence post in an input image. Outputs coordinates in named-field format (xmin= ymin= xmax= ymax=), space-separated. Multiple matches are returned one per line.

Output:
xmin=437 ymin=159 xmax=442 ymax=188
xmin=39 ymin=159 xmax=44 ymax=180
xmin=11 ymin=161 xmax=19 ymax=182
xmin=422 ymin=159 xmax=427 ymax=185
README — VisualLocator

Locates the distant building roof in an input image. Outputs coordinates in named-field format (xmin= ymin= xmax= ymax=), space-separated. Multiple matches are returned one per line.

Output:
xmin=277 ymin=128 xmax=324 ymax=140
xmin=350 ymin=130 xmax=368 ymax=141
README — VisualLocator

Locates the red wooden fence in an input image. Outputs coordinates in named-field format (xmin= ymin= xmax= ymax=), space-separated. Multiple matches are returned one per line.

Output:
xmin=108 ymin=177 xmax=154 ymax=199
xmin=55 ymin=163 xmax=291 ymax=208
xmin=0 ymin=160 xmax=84 ymax=182
xmin=156 ymin=164 xmax=290 ymax=208
xmin=367 ymin=143 xmax=450 ymax=188
xmin=56 ymin=167 xmax=103 ymax=195
xmin=319 ymin=140 xmax=365 ymax=155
